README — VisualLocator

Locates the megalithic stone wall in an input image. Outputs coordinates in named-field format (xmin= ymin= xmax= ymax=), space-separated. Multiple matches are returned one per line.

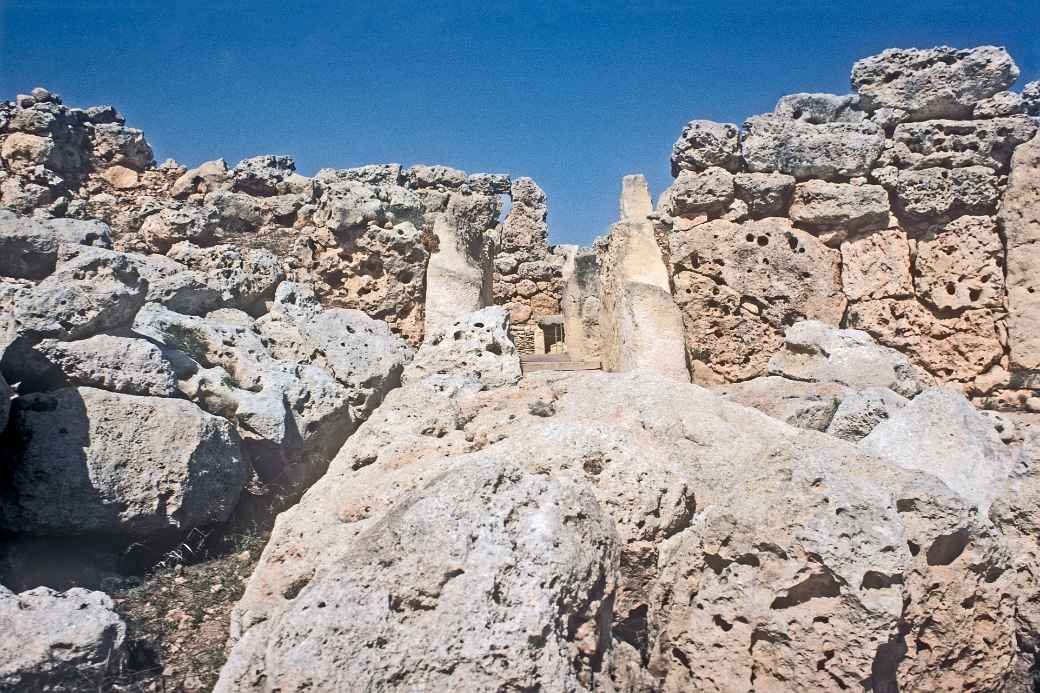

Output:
xmin=654 ymin=45 xmax=1040 ymax=410
xmin=492 ymin=177 xmax=565 ymax=353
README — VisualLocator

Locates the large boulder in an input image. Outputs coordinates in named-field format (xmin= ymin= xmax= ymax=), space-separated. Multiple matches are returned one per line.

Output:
xmin=405 ymin=306 xmax=519 ymax=389
xmin=668 ymin=218 xmax=845 ymax=381
xmin=166 ymin=242 xmax=282 ymax=314
xmin=768 ymin=320 xmax=928 ymax=397
xmin=880 ymin=116 xmax=1036 ymax=171
xmin=787 ymin=180 xmax=891 ymax=243
xmin=10 ymin=334 xmax=179 ymax=397
xmin=0 ymin=585 xmax=126 ymax=691
xmin=658 ymin=167 xmax=735 ymax=218
xmin=670 ymin=119 xmax=743 ymax=175
xmin=221 ymin=363 xmax=1019 ymax=692
xmin=133 ymin=284 xmax=411 ymax=482
xmin=852 ymin=46 xmax=1020 ymax=121
xmin=2 ymin=244 xmax=146 ymax=343
xmin=861 ymin=387 xmax=1013 ymax=511
xmin=741 ymin=115 xmax=884 ymax=180
xmin=0 ymin=210 xmax=111 ymax=280
xmin=0 ymin=386 xmax=247 ymax=537
xmin=874 ymin=164 xmax=1002 ymax=223
xmin=712 ymin=375 xmax=847 ymax=431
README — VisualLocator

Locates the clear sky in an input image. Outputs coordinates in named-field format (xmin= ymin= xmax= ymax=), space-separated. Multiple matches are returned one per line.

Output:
xmin=1 ymin=1 xmax=1038 ymax=245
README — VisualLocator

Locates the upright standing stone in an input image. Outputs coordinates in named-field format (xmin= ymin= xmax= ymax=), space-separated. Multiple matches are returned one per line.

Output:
xmin=597 ymin=175 xmax=688 ymax=381
xmin=422 ymin=192 xmax=496 ymax=339
xmin=559 ymin=245 xmax=602 ymax=362
xmin=999 ymin=133 xmax=1040 ymax=372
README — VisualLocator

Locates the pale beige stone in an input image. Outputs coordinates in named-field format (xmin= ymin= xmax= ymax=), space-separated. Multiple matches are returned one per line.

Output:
xmin=914 ymin=215 xmax=1004 ymax=313
xmin=598 ymin=175 xmax=688 ymax=381
xmin=99 ymin=164 xmax=139 ymax=189
xmin=1 ymin=132 xmax=53 ymax=174
xmin=847 ymin=298 xmax=1004 ymax=382
xmin=999 ymin=133 xmax=1040 ymax=370
xmin=840 ymin=228 xmax=913 ymax=301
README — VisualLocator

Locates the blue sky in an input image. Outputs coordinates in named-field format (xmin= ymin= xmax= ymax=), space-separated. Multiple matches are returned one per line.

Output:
xmin=1 ymin=1 xmax=1038 ymax=244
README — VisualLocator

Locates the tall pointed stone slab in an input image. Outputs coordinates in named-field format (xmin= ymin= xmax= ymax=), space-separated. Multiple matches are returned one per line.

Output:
xmin=597 ymin=175 xmax=689 ymax=381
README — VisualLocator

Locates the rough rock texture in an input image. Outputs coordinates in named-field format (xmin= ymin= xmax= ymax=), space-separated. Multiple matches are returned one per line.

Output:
xmin=493 ymin=177 xmax=563 ymax=352
xmin=654 ymin=44 xmax=1039 ymax=399
xmin=788 ymin=180 xmax=891 ymax=242
xmin=221 ymin=339 xmax=1026 ymax=691
xmin=0 ymin=585 xmax=127 ymax=691
xmin=999 ymin=133 xmax=1040 ymax=374
xmin=839 ymin=227 xmax=914 ymax=301
xmin=0 ymin=386 xmax=247 ymax=537
xmin=133 ymin=283 xmax=412 ymax=484
xmin=670 ymin=120 xmax=742 ymax=175
xmin=741 ymin=115 xmax=885 ymax=179
xmin=852 ymin=46 xmax=1020 ymax=120
xmin=768 ymin=320 xmax=927 ymax=397
xmin=667 ymin=218 xmax=845 ymax=381
xmin=0 ymin=210 xmax=111 ymax=279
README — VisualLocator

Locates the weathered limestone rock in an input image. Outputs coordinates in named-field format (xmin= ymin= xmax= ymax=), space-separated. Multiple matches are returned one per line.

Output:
xmin=773 ymin=92 xmax=864 ymax=123
xmin=1023 ymin=81 xmax=1040 ymax=117
xmin=599 ymin=175 xmax=688 ymax=381
xmin=133 ymin=287 xmax=411 ymax=483
xmin=852 ymin=46 xmax=1020 ymax=120
xmin=0 ymin=210 xmax=112 ymax=279
xmin=973 ymin=90 xmax=1025 ymax=118
xmin=404 ymin=306 xmax=519 ymax=389
xmin=0 ymin=586 xmax=127 ymax=691
xmin=712 ymin=375 xmax=847 ymax=431
xmin=658 ymin=166 xmax=735 ymax=218
xmin=733 ymin=172 xmax=795 ymax=218
xmin=230 ymin=155 xmax=301 ymax=197
xmin=670 ymin=119 xmax=742 ymax=175
xmin=12 ymin=334 xmax=179 ymax=397
xmin=494 ymin=177 xmax=562 ymax=351
xmin=826 ymin=386 xmax=908 ymax=441
xmin=668 ymin=217 xmax=845 ymax=381
xmin=90 ymin=123 xmax=153 ymax=170
xmin=840 ymin=227 xmax=914 ymax=301
xmin=861 ymin=387 xmax=1013 ymax=510
xmin=768 ymin=320 xmax=927 ymax=397
xmin=741 ymin=115 xmax=885 ymax=180
xmin=422 ymin=192 xmax=495 ymax=338
xmin=217 ymin=456 xmax=620 ymax=693
xmin=876 ymin=164 xmax=1002 ymax=223
xmin=881 ymin=116 xmax=1037 ymax=172
xmin=3 ymin=245 xmax=146 ymax=342
xmin=223 ymin=365 xmax=1018 ymax=692
xmin=166 ymin=242 xmax=282 ymax=314
xmin=99 ymin=164 xmax=139 ymax=190
xmin=788 ymin=180 xmax=890 ymax=242
xmin=847 ymin=298 xmax=1004 ymax=382
xmin=914 ymin=215 xmax=1005 ymax=313
xmin=999 ymin=134 xmax=1040 ymax=371
xmin=1 ymin=132 xmax=54 ymax=174
xmin=989 ymin=427 xmax=1040 ymax=685
xmin=0 ymin=386 xmax=247 ymax=537
xmin=559 ymin=245 xmax=602 ymax=362
xmin=138 ymin=204 xmax=218 ymax=251
xmin=170 ymin=158 xmax=229 ymax=199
